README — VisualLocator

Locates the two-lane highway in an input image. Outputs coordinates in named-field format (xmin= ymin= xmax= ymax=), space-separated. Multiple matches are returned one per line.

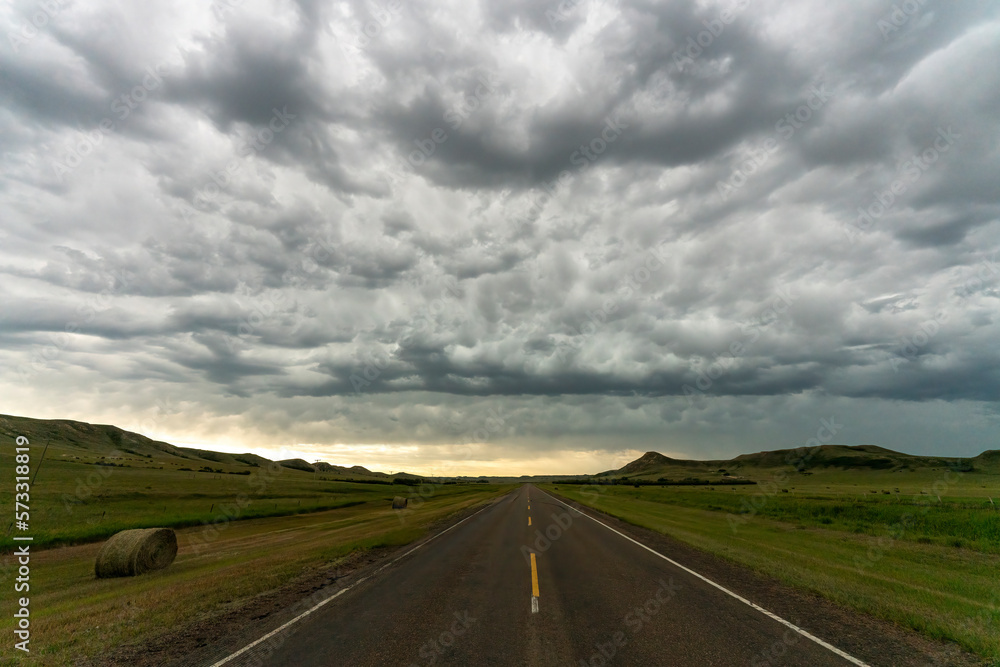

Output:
xmin=209 ymin=485 xmax=867 ymax=666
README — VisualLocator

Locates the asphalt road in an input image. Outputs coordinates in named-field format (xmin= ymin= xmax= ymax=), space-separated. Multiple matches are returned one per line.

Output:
xmin=213 ymin=485 xmax=866 ymax=666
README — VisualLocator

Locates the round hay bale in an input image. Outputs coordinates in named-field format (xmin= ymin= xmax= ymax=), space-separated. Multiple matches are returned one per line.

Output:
xmin=95 ymin=528 xmax=178 ymax=578
xmin=391 ymin=496 xmax=408 ymax=509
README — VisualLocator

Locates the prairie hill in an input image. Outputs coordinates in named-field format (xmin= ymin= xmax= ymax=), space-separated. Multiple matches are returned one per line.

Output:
xmin=603 ymin=444 xmax=992 ymax=481
xmin=972 ymin=449 xmax=1000 ymax=473
xmin=0 ymin=413 xmax=415 ymax=481
xmin=277 ymin=458 xmax=318 ymax=473
xmin=614 ymin=451 xmax=711 ymax=476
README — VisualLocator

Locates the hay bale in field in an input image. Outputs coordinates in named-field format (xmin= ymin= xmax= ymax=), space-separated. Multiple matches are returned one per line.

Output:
xmin=391 ymin=496 xmax=408 ymax=509
xmin=95 ymin=527 xmax=178 ymax=578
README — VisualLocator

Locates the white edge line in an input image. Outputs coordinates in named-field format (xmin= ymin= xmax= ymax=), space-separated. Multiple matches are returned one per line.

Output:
xmin=208 ymin=496 xmax=505 ymax=667
xmin=537 ymin=488 xmax=871 ymax=667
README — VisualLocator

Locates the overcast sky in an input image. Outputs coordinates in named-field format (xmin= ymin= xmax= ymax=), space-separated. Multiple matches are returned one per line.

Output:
xmin=1 ymin=0 xmax=998 ymax=475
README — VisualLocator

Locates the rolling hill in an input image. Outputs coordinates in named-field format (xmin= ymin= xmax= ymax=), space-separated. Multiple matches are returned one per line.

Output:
xmin=600 ymin=443 xmax=997 ymax=481
xmin=4 ymin=413 xmax=995 ymax=483
xmin=0 ymin=414 xmax=415 ymax=480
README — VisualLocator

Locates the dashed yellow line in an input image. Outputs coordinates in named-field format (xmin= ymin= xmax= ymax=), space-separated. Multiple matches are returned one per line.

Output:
xmin=528 ymin=516 xmax=532 ymax=526
xmin=530 ymin=552 xmax=540 ymax=598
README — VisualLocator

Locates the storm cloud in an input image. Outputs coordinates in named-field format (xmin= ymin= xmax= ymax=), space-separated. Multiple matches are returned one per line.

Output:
xmin=1 ymin=0 xmax=998 ymax=473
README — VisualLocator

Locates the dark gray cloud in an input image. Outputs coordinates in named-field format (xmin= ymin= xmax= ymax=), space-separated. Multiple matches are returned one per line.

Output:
xmin=1 ymin=0 xmax=998 ymax=471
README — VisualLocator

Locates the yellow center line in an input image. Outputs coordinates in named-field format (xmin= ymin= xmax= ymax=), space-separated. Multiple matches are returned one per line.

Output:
xmin=528 ymin=516 xmax=531 ymax=526
xmin=530 ymin=552 xmax=540 ymax=598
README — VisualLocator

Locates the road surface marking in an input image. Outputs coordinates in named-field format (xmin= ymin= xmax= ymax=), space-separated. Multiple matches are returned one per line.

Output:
xmin=209 ymin=497 xmax=503 ymax=667
xmin=530 ymin=553 xmax=540 ymax=596
xmin=530 ymin=552 xmax=540 ymax=614
xmin=528 ymin=516 xmax=532 ymax=526
xmin=539 ymin=489 xmax=871 ymax=667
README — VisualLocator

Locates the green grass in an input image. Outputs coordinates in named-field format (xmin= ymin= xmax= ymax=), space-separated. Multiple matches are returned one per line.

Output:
xmin=0 ymin=443 xmax=434 ymax=551
xmin=0 ymin=477 xmax=511 ymax=666
xmin=544 ymin=481 xmax=1000 ymax=663
xmin=565 ymin=480 xmax=1000 ymax=553
xmin=0 ymin=437 xmax=513 ymax=665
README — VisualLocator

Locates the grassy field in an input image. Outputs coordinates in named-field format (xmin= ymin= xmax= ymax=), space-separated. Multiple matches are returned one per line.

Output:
xmin=0 ymin=413 xmax=444 ymax=550
xmin=0 ymin=478 xmax=511 ymax=666
xmin=0 ymin=439 xmax=457 ymax=551
xmin=0 ymin=426 xmax=513 ymax=666
xmin=567 ymin=468 xmax=1000 ymax=552
xmin=543 ymin=471 xmax=1000 ymax=664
